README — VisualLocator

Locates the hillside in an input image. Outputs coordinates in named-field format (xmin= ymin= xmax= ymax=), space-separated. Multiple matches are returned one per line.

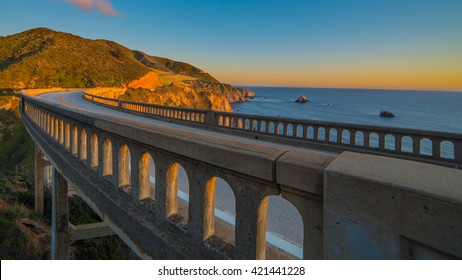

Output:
xmin=0 ymin=28 xmax=254 ymax=110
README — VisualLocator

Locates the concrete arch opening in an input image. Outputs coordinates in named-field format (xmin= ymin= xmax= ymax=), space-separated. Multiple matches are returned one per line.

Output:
xmin=138 ymin=152 xmax=153 ymax=201
xmin=342 ymin=130 xmax=351 ymax=144
xmin=369 ymin=132 xmax=379 ymax=148
xmin=385 ymin=134 xmax=395 ymax=150
xmin=54 ymin=117 xmax=59 ymax=141
xmin=90 ymin=133 xmax=98 ymax=169
xmin=72 ymin=125 xmax=78 ymax=156
xmin=59 ymin=119 xmax=64 ymax=144
xmin=317 ymin=127 xmax=326 ymax=141
xmin=401 ymin=136 xmax=413 ymax=153
xmin=102 ymin=137 xmax=113 ymax=178
xmin=265 ymin=195 xmax=303 ymax=259
xmin=65 ymin=123 xmax=70 ymax=150
xmin=80 ymin=128 xmax=87 ymax=161
xmin=118 ymin=144 xmax=131 ymax=188
xmin=329 ymin=128 xmax=337 ymax=142
xmin=166 ymin=162 xmax=189 ymax=221
xmin=203 ymin=176 xmax=236 ymax=245
xmin=307 ymin=126 xmax=314 ymax=139
xmin=50 ymin=116 xmax=54 ymax=138
xmin=420 ymin=138 xmax=433 ymax=156
xmin=441 ymin=140 xmax=455 ymax=159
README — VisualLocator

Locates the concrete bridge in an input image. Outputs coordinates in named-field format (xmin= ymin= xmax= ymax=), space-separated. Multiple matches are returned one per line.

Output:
xmin=20 ymin=91 xmax=462 ymax=260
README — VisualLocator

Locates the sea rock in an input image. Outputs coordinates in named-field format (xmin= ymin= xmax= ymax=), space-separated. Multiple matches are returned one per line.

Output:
xmin=295 ymin=95 xmax=310 ymax=103
xmin=380 ymin=110 xmax=396 ymax=118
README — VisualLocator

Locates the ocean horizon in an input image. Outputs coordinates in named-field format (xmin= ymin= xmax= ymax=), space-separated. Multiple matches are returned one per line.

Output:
xmin=231 ymin=86 xmax=462 ymax=134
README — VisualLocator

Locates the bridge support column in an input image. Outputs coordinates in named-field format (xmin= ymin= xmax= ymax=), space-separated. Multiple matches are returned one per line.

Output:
xmin=51 ymin=168 xmax=70 ymax=260
xmin=281 ymin=190 xmax=323 ymax=259
xmin=34 ymin=145 xmax=45 ymax=215
xmin=234 ymin=189 xmax=268 ymax=260
xmin=187 ymin=168 xmax=211 ymax=244
xmin=154 ymin=155 xmax=171 ymax=221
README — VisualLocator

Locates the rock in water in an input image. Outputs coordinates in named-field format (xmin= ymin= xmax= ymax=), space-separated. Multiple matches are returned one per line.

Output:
xmin=295 ymin=95 xmax=310 ymax=103
xmin=380 ymin=111 xmax=396 ymax=118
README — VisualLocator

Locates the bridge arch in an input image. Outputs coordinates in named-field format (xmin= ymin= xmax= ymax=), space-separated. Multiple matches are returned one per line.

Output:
xmin=401 ymin=136 xmax=413 ymax=153
xmin=329 ymin=128 xmax=337 ymax=142
xmin=118 ymin=144 xmax=131 ymax=188
xmin=265 ymin=195 xmax=303 ymax=259
xmin=420 ymin=138 xmax=433 ymax=156
xmin=440 ymin=140 xmax=455 ymax=159
xmin=137 ymin=152 xmax=153 ymax=201
xmin=165 ymin=161 xmax=190 ymax=220
xmin=80 ymin=128 xmax=88 ymax=161
xmin=90 ymin=132 xmax=98 ymax=168
xmin=72 ymin=124 xmax=78 ymax=156
xmin=202 ymin=176 xmax=236 ymax=243
xmin=385 ymin=134 xmax=395 ymax=150
xmin=65 ymin=122 xmax=71 ymax=150
xmin=102 ymin=137 xmax=113 ymax=178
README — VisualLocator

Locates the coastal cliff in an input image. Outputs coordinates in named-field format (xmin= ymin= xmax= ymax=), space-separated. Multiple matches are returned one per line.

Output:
xmin=120 ymin=81 xmax=233 ymax=112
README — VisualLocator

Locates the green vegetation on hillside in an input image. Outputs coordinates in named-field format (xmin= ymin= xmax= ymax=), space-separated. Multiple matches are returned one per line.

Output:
xmin=133 ymin=51 xmax=219 ymax=82
xmin=0 ymin=28 xmax=148 ymax=88
xmin=0 ymin=28 xmax=220 ymax=88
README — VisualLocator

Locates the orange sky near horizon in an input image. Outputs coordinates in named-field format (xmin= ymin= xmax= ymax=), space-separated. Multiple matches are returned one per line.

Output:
xmin=214 ymin=56 xmax=462 ymax=90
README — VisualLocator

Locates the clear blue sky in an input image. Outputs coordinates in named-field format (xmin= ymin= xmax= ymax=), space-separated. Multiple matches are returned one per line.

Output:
xmin=1 ymin=0 xmax=461 ymax=89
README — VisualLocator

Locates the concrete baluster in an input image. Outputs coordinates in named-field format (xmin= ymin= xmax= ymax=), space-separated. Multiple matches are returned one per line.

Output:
xmin=413 ymin=137 xmax=420 ymax=155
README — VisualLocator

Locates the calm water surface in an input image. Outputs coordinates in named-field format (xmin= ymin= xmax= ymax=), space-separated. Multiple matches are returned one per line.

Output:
xmin=232 ymin=87 xmax=462 ymax=133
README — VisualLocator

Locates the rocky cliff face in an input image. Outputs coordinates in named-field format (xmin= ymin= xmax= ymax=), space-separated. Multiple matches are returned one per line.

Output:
xmin=127 ymin=72 xmax=162 ymax=89
xmin=105 ymin=79 xmax=254 ymax=112
xmin=120 ymin=81 xmax=233 ymax=112
xmin=185 ymin=80 xmax=255 ymax=103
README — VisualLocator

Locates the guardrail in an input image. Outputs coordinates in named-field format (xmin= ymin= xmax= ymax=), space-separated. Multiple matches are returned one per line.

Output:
xmin=21 ymin=94 xmax=462 ymax=260
xmin=83 ymin=92 xmax=462 ymax=167
xmin=23 ymin=94 xmax=332 ymax=259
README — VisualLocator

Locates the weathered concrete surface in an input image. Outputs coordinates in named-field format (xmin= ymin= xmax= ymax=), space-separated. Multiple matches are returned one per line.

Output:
xmin=276 ymin=150 xmax=335 ymax=259
xmin=95 ymin=117 xmax=288 ymax=181
xmin=277 ymin=150 xmax=336 ymax=195
xmin=51 ymin=168 xmax=69 ymax=260
xmin=23 ymin=114 xmax=213 ymax=259
xmin=34 ymin=145 xmax=45 ymax=215
xmin=324 ymin=152 xmax=462 ymax=259
xmin=69 ymin=222 xmax=114 ymax=241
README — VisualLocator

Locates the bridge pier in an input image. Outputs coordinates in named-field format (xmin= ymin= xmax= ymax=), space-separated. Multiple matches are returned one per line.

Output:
xmin=34 ymin=145 xmax=45 ymax=215
xmin=51 ymin=168 xmax=70 ymax=260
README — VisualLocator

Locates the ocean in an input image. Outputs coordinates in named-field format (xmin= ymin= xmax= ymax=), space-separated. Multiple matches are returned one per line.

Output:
xmin=152 ymin=87 xmax=462 ymax=259
xmin=227 ymin=86 xmax=462 ymax=258
xmin=231 ymin=87 xmax=462 ymax=134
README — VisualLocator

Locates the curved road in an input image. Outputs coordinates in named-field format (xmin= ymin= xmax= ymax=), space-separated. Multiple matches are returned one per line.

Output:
xmin=37 ymin=90 xmax=319 ymax=257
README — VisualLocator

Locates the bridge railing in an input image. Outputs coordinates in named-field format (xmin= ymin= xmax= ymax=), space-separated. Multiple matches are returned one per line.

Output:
xmin=22 ymin=94 xmax=331 ymax=259
xmin=21 ymin=94 xmax=462 ymax=260
xmin=83 ymin=92 xmax=462 ymax=168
